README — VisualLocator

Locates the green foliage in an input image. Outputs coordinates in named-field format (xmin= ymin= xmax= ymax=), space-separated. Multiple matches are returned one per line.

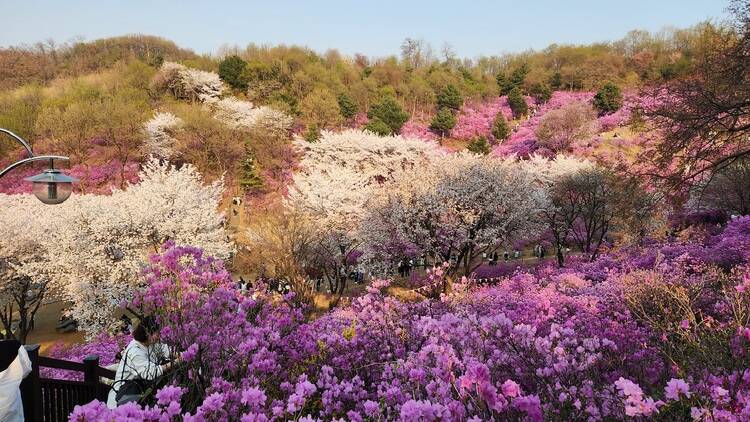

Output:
xmin=337 ymin=93 xmax=357 ymax=120
xmin=529 ymin=82 xmax=552 ymax=104
xmin=436 ymin=84 xmax=462 ymax=111
xmin=509 ymin=63 xmax=529 ymax=91
xmin=300 ymin=87 xmax=341 ymax=128
xmin=507 ymin=87 xmax=528 ymax=118
xmin=549 ymin=72 xmax=562 ymax=90
xmin=364 ymin=118 xmax=393 ymax=136
xmin=218 ymin=55 xmax=248 ymax=90
xmin=304 ymin=123 xmax=322 ymax=143
xmin=466 ymin=136 xmax=490 ymax=155
xmin=239 ymin=143 xmax=264 ymax=192
xmin=367 ymin=96 xmax=409 ymax=134
xmin=491 ymin=111 xmax=510 ymax=141
xmin=593 ymin=82 xmax=623 ymax=114
xmin=429 ymin=108 xmax=457 ymax=137
xmin=495 ymin=72 xmax=510 ymax=96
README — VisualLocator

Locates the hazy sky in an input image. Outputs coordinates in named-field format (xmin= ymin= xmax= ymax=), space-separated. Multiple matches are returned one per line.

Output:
xmin=2 ymin=0 xmax=729 ymax=58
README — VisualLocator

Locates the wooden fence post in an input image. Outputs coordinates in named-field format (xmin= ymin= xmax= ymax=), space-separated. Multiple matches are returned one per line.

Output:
xmin=21 ymin=344 xmax=41 ymax=422
xmin=83 ymin=355 xmax=99 ymax=384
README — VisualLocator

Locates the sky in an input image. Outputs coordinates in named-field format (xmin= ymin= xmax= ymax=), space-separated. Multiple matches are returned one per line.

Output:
xmin=1 ymin=0 xmax=730 ymax=58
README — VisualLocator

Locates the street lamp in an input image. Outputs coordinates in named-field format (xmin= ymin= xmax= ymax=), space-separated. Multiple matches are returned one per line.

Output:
xmin=0 ymin=128 xmax=77 ymax=205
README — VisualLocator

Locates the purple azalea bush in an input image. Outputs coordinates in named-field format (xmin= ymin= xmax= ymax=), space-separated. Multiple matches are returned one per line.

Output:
xmin=66 ymin=219 xmax=750 ymax=421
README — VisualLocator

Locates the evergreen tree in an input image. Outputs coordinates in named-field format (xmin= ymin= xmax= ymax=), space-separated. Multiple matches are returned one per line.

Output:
xmin=304 ymin=123 xmax=322 ymax=143
xmin=467 ymin=136 xmax=490 ymax=155
xmin=364 ymin=118 xmax=393 ymax=136
xmin=495 ymin=72 xmax=510 ymax=96
xmin=239 ymin=144 xmax=264 ymax=192
xmin=593 ymin=82 xmax=623 ymax=114
xmin=367 ymin=96 xmax=409 ymax=134
xmin=491 ymin=111 xmax=510 ymax=141
xmin=218 ymin=55 xmax=248 ymax=91
xmin=337 ymin=93 xmax=358 ymax=120
xmin=509 ymin=63 xmax=529 ymax=91
xmin=429 ymin=108 xmax=457 ymax=137
xmin=549 ymin=72 xmax=563 ymax=90
xmin=436 ymin=84 xmax=462 ymax=111
xmin=507 ymin=87 xmax=528 ymax=118
xmin=530 ymin=82 xmax=552 ymax=104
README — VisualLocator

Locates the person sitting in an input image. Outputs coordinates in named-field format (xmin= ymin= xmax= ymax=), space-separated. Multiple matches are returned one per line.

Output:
xmin=107 ymin=317 xmax=176 ymax=408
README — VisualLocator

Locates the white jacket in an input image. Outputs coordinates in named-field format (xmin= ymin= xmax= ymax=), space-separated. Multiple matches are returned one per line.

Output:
xmin=0 ymin=346 xmax=32 ymax=422
xmin=106 ymin=340 xmax=168 ymax=408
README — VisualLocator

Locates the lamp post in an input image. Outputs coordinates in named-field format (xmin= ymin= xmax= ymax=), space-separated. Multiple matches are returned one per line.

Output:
xmin=0 ymin=128 xmax=77 ymax=205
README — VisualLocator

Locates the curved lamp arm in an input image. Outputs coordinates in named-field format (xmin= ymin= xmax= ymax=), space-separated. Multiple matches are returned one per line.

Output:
xmin=0 ymin=128 xmax=71 ymax=179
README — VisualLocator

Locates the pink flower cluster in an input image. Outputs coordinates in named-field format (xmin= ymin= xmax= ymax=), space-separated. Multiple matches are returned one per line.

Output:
xmin=65 ymin=217 xmax=750 ymax=421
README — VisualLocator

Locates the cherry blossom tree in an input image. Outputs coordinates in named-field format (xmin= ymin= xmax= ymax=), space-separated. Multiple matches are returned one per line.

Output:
xmin=142 ymin=112 xmax=183 ymax=159
xmin=0 ymin=195 xmax=59 ymax=343
xmin=288 ymin=129 xmax=442 ymax=302
xmin=152 ymin=62 xmax=225 ymax=102
xmin=361 ymin=153 xmax=548 ymax=275
xmin=1 ymin=158 xmax=232 ymax=337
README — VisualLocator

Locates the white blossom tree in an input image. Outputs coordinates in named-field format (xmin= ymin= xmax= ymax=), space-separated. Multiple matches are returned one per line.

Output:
xmin=360 ymin=153 xmax=548 ymax=275
xmin=154 ymin=62 xmax=225 ymax=102
xmin=0 ymin=195 xmax=59 ymax=343
xmin=0 ymin=158 xmax=232 ymax=338
xmin=287 ymin=129 xmax=442 ymax=303
xmin=142 ymin=112 xmax=183 ymax=159
xmin=208 ymin=97 xmax=293 ymax=135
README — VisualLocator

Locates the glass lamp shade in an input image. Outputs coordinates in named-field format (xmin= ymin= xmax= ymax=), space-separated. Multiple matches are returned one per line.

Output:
xmin=24 ymin=169 xmax=77 ymax=205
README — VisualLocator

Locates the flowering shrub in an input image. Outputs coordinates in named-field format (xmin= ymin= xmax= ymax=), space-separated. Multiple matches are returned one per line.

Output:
xmin=65 ymin=217 xmax=750 ymax=421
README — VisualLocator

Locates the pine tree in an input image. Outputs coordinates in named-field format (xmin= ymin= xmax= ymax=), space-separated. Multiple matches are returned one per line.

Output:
xmin=430 ymin=108 xmax=457 ymax=137
xmin=467 ymin=136 xmax=490 ymax=155
xmin=508 ymin=87 xmax=528 ymax=118
xmin=337 ymin=93 xmax=358 ymax=120
xmin=239 ymin=144 xmax=264 ymax=192
xmin=491 ymin=111 xmax=510 ymax=141
xmin=436 ymin=84 xmax=462 ymax=111
xmin=593 ymin=82 xmax=623 ymax=114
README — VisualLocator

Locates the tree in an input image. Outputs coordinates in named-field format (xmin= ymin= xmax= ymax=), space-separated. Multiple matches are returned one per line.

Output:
xmin=142 ymin=112 xmax=183 ymax=159
xmin=0 ymin=159 xmax=231 ymax=337
xmin=491 ymin=111 xmax=510 ymax=141
xmin=467 ymin=137 xmax=490 ymax=155
xmin=300 ymin=87 xmax=342 ymax=129
xmin=592 ymin=82 xmax=623 ymax=114
xmin=171 ymin=104 xmax=246 ymax=180
xmin=553 ymin=168 xmax=620 ymax=261
xmin=642 ymin=2 xmax=750 ymax=187
xmin=530 ymin=83 xmax=552 ymax=104
xmin=290 ymin=130 xmax=441 ymax=299
xmin=509 ymin=63 xmax=529 ymax=91
xmin=238 ymin=143 xmax=264 ymax=193
xmin=535 ymin=101 xmax=598 ymax=152
xmin=367 ymin=96 xmax=409 ymax=134
xmin=303 ymin=123 xmax=321 ymax=143
xmin=364 ymin=118 xmax=392 ymax=136
xmin=0 ymin=195 xmax=55 ymax=343
xmin=337 ymin=93 xmax=357 ymax=120
xmin=495 ymin=72 xmax=510 ymax=95
xmin=218 ymin=55 xmax=248 ymax=90
xmin=436 ymin=84 xmax=462 ymax=111
xmin=429 ymin=108 xmax=457 ymax=137
xmin=361 ymin=154 xmax=547 ymax=275
xmin=525 ymin=155 xmax=595 ymax=266
xmin=507 ymin=87 xmax=528 ymax=118
xmin=152 ymin=62 xmax=225 ymax=102
xmin=690 ymin=156 xmax=750 ymax=216
xmin=245 ymin=211 xmax=317 ymax=306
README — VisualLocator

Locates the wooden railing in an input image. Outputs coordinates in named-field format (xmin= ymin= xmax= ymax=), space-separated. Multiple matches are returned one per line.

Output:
xmin=1 ymin=340 xmax=115 ymax=422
